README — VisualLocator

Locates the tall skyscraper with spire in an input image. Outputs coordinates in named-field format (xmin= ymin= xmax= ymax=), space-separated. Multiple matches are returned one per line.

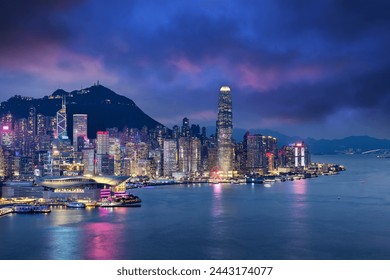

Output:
xmin=56 ymin=96 xmax=67 ymax=140
xmin=217 ymin=86 xmax=233 ymax=178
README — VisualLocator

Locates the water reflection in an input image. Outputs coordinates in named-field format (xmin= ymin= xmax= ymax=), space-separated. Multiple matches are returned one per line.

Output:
xmin=291 ymin=178 xmax=308 ymax=220
xmin=48 ymin=209 xmax=83 ymax=259
xmin=212 ymin=183 xmax=223 ymax=217
xmin=287 ymin=179 xmax=309 ymax=256
xmin=208 ymin=183 xmax=228 ymax=258
xmin=292 ymin=178 xmax=307 ymax=195
xmin=51 ymin=207 xmax=84 ymax=226
xmin=83 ymin=222 xmax=124 ymax=259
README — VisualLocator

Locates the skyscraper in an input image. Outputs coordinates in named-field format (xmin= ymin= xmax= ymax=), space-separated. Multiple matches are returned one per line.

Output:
xmin=97 ymin=131 xmax=109 ymax=155
xmin=163 ymin=139 xmax=178 ymax=177
xmin=73 ymin=114 xmax=88 ymax=152
xmin=27 ymin=107 xmax=36 ymax=138
xmin=181 ymin=117 xmax=190 ymax=137
xmin=56 ymin=96 xmax=67 ymax=140
xmin=217 ymin=86 xmax=233 ymax=178
xmin=82 ymin=148 xmax=95 ymax=175
xmin=244 ymin=133 xmax=266 ymax=174
xmin=96 ymin=131 xmax=109 ymax=175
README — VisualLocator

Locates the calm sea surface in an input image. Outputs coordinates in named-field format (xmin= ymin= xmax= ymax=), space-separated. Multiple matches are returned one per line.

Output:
xmin=1 ymin=154 xmax=390 ymax=260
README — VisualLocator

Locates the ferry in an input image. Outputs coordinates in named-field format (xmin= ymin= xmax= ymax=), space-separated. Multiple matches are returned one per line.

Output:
xmin=66 ymin=202 xmax=86 ymax=208
xmin=13 ymin=204 xmax=51 ymax=214
xmin=98 ymin=195 xmax=142 ymax=208
xmin=76 ymin=199 xmax=97 ymax=208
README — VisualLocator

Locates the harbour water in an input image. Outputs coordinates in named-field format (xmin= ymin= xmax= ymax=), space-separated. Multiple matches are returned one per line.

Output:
xmin=1 ymin=154 xmax=390 ymax=260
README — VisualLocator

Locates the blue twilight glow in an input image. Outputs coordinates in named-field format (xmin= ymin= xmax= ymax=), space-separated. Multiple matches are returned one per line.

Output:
xmin=0 ymin=1 xmax=389 ymax=139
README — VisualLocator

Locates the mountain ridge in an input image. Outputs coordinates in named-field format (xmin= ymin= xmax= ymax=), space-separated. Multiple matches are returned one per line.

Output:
xmin=1 ymin=85 xmax=389 ymax=154
xmin=208 ymin=126 xmax=390 ymax=154
xmin=0 ymin=84 xmax=163 ymax=140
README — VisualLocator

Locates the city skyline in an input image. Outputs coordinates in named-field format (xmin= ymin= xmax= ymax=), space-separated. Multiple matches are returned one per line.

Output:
xmin=0 ymin=84 xmax=316 ymax=181
xmin=0 ymin=1 xmax=389 ymax=139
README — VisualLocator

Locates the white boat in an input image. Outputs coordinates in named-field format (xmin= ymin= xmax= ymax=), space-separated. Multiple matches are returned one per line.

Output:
xmin=76 ymin=199 xmax=97 ymax=207
xmin=66 ymin=202 xmax=86 ymax=208
xmin=264 ymin=179 xmax=275 ymax=183
xmin=98 ymin=201 xmax=122 ymax=207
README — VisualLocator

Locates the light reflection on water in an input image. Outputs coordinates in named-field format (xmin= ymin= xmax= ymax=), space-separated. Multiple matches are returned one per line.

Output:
xmin=83 ymin=222 xmax=124 ymax=260
xmin=288 ymin=179 xmax=309 ymax=257
xmin=208 ymin=183 xmax=227 ymax=259
xmin=211 ymin=183 xmax=223 ymax=217
xmin=2 ymin=155 xmax=390 ymax=260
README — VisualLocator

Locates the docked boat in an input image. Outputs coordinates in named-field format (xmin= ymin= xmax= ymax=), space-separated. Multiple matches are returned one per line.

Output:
xmin=98 ymin=200 xmax=123 ymax=207
xmin=76 ymin=199 xmax=97 ymax=207
xmin=246 ymin=177 xmax=264 ymax=184
xmin=66 ymin=202 xmax=86 ymax=208
xmin=32 ymin=205 xmax=51 ymax=213
xmin=263 ymin=179 xmax=275 ymax=184
xmin=0 ymin=207 xmax=14 ymax=216
xmin=13 ymin=204 xmax=51 ymax=214
xmin=98 ymin=195 xmax=142 ymax=208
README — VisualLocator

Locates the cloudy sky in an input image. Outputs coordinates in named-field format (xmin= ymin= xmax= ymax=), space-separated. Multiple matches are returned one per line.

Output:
xmin=0 ymin=0 xmax=389 ymax=139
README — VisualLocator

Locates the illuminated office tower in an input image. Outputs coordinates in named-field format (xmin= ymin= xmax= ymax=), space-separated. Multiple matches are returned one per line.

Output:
xmin=82 ymin=148 xmax=95 ymax=176
xmin=109 ymin=137 xmax=121 ymax=176
xmin=163 ymin=139 xmax=178 ymax=177
xmin=1 ymin=113 xmax=14 ymax=150
xmin=181 ymin=117 xmax=190 ymax=137
xmin=27 ymin=107 xmax=36 ymax=138
xmin=73 ymin=114 xmax=88 ymax=152
xmin=37 ymin=114 xmax=46 ymax=137
xmin=178 ymin=137 xmax=190 ymax=173
xmin=0 ymin=146 xmax=6 ymax=179
xmin=244 ymin=133 xmax=266 ymax=174
xmin=190 ymin=137 xmax=201 ymax=175
xmin=97 ymin=131 xmax=109 ymax=154
xmin=96 ymin=131 xmax=109 ymax=175
xmin=36 ymin=114 xmax=51 ymax=151
xmin=56 ymin=96 xmax=67 ymax=140
xmin=217 ymin=86 xmax=233 ymax=178
xmin=293 ymin=142 xmax=310 ymax=168
xmin=280 ymin=142 xmax=310 ymax=169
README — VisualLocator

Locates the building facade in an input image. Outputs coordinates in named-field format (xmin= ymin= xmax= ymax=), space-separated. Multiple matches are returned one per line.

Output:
xmin=73 ymin=114 xmax=88 ymax=152
xmin=217 ymin=86 xmax=233 ymax=178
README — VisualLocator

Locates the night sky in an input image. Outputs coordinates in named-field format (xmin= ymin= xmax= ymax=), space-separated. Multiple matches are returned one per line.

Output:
xmin=1 ymin=0 xmax=389 ymax=139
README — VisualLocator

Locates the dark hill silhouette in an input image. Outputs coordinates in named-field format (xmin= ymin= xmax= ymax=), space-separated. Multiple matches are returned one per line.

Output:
xmin=0 ymin=84 xmax=163 ymax=140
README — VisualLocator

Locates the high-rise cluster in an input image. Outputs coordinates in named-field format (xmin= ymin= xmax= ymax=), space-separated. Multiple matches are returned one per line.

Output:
xmin=0 ymin=88 xmax=310 ymax=181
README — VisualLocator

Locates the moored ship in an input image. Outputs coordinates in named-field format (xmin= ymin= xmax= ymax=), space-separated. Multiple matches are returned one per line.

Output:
xmin=98 ymin=194 xmax=141 ymax=208
xmin=13 ymin=204 xmax=51 ymax=214
xmin=66 ymin=202 xmax=86 ymax=208
xmin=0 ymin=207 xmax=14 ymax=216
